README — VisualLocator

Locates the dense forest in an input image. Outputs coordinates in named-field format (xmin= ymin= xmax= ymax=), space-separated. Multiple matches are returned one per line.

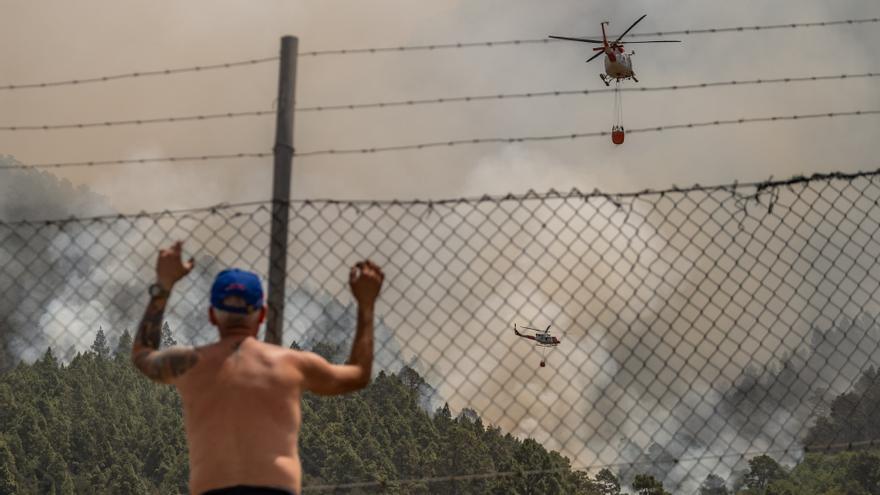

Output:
xmin=0 ymin=329 xmax=606 ymax=494
xmin=1 ymin=327 xmax=879 ymax=494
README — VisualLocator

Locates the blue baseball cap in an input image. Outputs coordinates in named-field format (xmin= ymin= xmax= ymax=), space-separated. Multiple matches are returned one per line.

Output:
xmin=210 ymin=268 xmax=264 ymax=314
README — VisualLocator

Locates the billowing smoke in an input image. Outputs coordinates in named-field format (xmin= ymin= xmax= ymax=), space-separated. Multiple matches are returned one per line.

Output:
xmin=622 ymin=185 xmax=880 ymax=492
xmin=0 ymin=158 xmax=413 ymax=377
xmin=285 ymin=286 xmax=405 ymax=373
xmin=0 ymin=158 xmax=115 ymax=368
xmin=618 ymin=315 xmax=880 ymax=493
xmin=6 ymin=151 xmax=880 ymax=494
xmin=307 ymin=168 xmax=880 ymax=493
xmin=0 ymin=157 xmax=115 ymax=222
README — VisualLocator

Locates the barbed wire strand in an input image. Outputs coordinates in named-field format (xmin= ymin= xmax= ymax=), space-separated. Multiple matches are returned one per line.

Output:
xmin=3 ymin=152 xmax=273 ymax=170
xmin=2 ymin=72 xmax=876 ymax=131
xmin=0 ymin=110 xmax=275 ymax=131
xmin=298 ymin=17 xmax=880 ymax=56
xmin=0 ymin=57 xmax=278 ymax=91
xmin=303 ymin=437 xmax=880 ymax=492
xmin=292 ymin=109 xmax=880 ymax=157
xmin=2 ymin=166 xmax=879 ymax=226
xmin=0 ymin=200 xmax=273 ymax=227
xmin=1 ymin=18 xmax=875 ymax=91
xmin=3 ymin=109 xmax=877 ymax=170
xmin=295 ymin=72 xmax=878 ymax=111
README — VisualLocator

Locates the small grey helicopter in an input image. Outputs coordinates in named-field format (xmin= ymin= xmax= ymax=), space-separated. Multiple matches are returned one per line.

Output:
xmin=514 ymin=324 xmax=562 ymax=368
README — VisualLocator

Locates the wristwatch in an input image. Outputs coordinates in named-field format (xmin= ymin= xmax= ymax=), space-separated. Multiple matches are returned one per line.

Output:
xmin=148 ymin=283 xmax=171 ymax=299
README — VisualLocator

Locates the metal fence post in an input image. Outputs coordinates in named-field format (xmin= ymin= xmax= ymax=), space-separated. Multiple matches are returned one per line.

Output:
xmin=266 ymin=36 xmax=298 ymax=345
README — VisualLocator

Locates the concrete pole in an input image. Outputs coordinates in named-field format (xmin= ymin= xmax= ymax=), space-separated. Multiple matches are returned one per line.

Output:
xmin=266 ymin=36 xmax=297 ymax=345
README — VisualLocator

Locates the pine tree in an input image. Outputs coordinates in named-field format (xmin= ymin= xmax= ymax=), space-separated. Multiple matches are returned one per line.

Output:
xmin=39 ymin=347 xmax=58 ymax=369
xmin=698 ymin=473 xmax=728 ymax=495
xmin=743 ymin=455 xmax=788 ymax=493
xmin=115 ymin=329 xmax=133 ymax=356
xmin=632 ymin=474 xmax=669 ymax=495
xmin=594 ymin=468 xmax=621 ymax=495
xmin=311 ymin=341 xmax=340 ymax=361
xmin=90 ymin=327 xmax=109 ymax=359
xmin=115 ymin=330 xmax=133 ymax=364
xmin=0 ymin=435 xmax=19 ymax=495
xmin=847 ymin=451 xmax=880 ymax=493
xmin=161 ymin=322 xmax=177 ymax=348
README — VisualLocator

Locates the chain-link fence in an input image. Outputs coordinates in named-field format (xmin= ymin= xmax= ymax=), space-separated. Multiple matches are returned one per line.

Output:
xmin=3 ymin=170 xmax=880 ymax=493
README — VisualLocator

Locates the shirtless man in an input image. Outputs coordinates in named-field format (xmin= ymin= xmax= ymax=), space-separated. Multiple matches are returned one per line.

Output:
xmin=131 ymin=241 xmax=384 ymax=495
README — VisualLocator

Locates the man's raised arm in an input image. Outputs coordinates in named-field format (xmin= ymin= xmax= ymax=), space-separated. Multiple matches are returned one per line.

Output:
xmin=301 ymin=260 xmax=384 ymax=395
xmin=131 ymin=241 xmax=200 ymax=384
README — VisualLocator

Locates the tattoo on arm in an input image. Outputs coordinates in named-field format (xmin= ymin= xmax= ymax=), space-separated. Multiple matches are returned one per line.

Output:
xmin=133 ymin=347 xmax=200 ymax=383
xmin=136 ymin=296 xmax=167 ymax=350
xmin=132 ymin=294 xmax=199 ymax=383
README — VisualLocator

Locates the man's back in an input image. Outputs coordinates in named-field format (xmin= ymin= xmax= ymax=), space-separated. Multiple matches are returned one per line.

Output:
xmin=131 ymin=247 xmax=383 ymax=495
xmin=175 ymin=337 xmax=304 ymax=495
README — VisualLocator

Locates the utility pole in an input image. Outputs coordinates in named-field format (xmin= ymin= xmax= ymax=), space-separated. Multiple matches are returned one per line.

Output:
xmin=266 ymin=36 xmax=297 ymax=345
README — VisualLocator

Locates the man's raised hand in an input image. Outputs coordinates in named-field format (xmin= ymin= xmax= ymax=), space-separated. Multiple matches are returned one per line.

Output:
xmin=349 ymin=260 xmax=384 ymax=307
xmin=156 ymin=241 xmax=195 ymax=290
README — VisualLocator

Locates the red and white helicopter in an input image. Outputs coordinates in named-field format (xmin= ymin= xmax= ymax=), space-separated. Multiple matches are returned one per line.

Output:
xmin=514 ymin=324 xmax=562 ymax=368
xmin=549 ymin=14 xmax=680 ymax=86
xmin=549 ymin=15 xmax=679 ymax=144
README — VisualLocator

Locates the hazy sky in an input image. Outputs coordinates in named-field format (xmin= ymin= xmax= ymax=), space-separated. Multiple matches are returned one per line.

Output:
xmin=3 ymin=5 xmax=879 ymax=488
xmin=1 ymin=0 xmax=878 ymax=213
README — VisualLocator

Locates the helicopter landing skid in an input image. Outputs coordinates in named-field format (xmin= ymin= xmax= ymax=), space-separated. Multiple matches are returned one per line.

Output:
xmin=599 ymin=74 xmax=610 ymax=87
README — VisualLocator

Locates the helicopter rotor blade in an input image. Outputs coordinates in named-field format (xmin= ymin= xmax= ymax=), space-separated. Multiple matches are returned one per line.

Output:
xmin=519 ymin=325 xmax=545 ymax=333
xmin=548 ymin=35 xmax=604 ymax=44
xmin=617 ymin=40 xmax=681 ymax=43
xmin=586 ymin=50 xmax=605 ymax=63
xmin=614 ymin=14 xmax=647 ymax=43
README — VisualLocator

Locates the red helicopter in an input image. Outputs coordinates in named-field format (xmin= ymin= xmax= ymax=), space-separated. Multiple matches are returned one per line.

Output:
xmin=514 ymin=324 xmax=561 ymax=368
xmin=550 ymin=15 xmax=680 ymax=144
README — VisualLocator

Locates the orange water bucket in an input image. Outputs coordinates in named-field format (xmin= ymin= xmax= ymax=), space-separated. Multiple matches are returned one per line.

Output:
xmin=611 ymin=126 xmax=625 ymax=145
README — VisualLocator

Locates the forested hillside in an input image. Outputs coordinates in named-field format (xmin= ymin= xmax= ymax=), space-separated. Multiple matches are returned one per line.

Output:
xmin=0 ymin=330 xmax=609 ymax=494
xmin=694 ymin=366 xmax=880 ymax=495
xmin=2 ymin=328 xmax=878 ymax=494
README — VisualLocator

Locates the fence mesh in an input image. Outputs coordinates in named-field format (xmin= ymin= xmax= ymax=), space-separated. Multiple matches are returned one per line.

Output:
xmin=3 ymin=170 xmax=880 ymax=493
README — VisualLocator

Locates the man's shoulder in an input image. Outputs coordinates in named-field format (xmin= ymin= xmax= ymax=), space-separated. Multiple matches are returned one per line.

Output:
xmin=275 ymin=347 xmax=331 ymax=374
xmin=248 ymin=339 xmax=309 ymax=363
xmin=247 ymin=337 xmax=296 ymax=352
xmin=200 ymin=337 xmax=292 ymax=360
